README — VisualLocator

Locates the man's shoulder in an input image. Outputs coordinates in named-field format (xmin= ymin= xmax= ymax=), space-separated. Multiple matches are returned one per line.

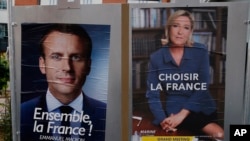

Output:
xmin=21 ymin=96 xmax=44 ymax=123
xmin=83 ymin=94 xmax=107 ymax=120
xmin=21 ymin=96 xmax=41 ymax=108
xmin=84 ymin=94 xmax=106 ymax=107
xmin=21 ymin=95 xmax=46 ymax=115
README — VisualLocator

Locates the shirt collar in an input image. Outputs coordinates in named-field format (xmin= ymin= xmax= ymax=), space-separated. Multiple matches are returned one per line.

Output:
xmin=162 ymin=45 xmax=192 ymax=64
xmin=46 ymin=89 xmax=83 ymax=113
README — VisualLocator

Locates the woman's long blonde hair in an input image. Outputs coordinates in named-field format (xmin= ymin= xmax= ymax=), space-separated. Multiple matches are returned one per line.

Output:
xmin=161 ymin=10 xmax=195 ymax=47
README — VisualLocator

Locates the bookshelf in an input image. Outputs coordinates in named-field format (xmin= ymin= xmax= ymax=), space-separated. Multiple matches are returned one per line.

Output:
xmin=132 ymin=7 xmax=227 ymax=126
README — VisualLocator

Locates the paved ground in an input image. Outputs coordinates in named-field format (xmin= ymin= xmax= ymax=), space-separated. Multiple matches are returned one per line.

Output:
xmin=0 ymin=98 xmax=7 ymax=119
xmin=0 ymin=133 xmax=3 ymax=141
xmin=0 ymin=97 xmax=7 ymax=141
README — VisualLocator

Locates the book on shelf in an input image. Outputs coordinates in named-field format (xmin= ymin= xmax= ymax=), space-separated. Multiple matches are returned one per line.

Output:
xmin=193 ymin=32 xmax=213 ymax=52
xmin=132 ymin=8 xmax=168 ymax=28
xmin=132 ymin=35 xmax=162 ymax=57
xmin=132 ymin=61 xmax=149 ymax=90
xmin=192 ymin=8 xmax=217 ymax=30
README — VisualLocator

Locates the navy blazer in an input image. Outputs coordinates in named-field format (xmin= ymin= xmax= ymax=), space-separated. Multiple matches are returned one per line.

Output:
xmin=21 ymin=93 xmax=106 ymax=141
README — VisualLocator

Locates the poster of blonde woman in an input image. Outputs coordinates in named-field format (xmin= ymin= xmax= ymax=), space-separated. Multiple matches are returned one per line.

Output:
xmin=132 ymin=7 xmax=227 ymax=141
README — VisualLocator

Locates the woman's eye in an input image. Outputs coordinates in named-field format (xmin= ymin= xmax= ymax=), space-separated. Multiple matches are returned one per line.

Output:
xmin=184 ymin=26 xmax=191 ymax=30
xmin=172 ymin=24 xmax=179 ymax=28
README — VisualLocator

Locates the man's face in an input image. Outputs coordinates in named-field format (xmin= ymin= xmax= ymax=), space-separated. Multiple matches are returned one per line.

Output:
xmin=39 ymin=31 xmax=91 ymax=99
xmin=169 ymin=16 xmax=192 ymax=46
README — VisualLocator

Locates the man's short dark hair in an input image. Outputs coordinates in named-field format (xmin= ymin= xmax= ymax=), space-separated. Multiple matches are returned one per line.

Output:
xmin=39 ymin=24 xmax=92 ymax=58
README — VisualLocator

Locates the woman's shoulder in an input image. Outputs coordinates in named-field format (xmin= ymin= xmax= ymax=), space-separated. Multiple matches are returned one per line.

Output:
xmin=187 ymin=42 xmax=209 ymax=59
xmin=191 ymin=42 xmax=207 ymax=50
xmin=150 ymin=47 xmax=167 ymax=58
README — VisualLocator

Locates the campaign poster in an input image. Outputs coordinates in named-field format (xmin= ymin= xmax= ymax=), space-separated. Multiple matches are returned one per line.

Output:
xmin=20 ymin=23 xmax=110 ymax=141
xmin=132 ymin=7 xmax=227 ymax=141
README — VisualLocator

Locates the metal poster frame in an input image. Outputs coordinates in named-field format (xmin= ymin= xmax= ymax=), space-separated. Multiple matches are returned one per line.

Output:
xmin=128 ymin=1 xmax=250 ymax=141
xmin=244 ymin=2 xmax=250 ymax=125
xmin=9 ymin=1 xmax=124 ymax=141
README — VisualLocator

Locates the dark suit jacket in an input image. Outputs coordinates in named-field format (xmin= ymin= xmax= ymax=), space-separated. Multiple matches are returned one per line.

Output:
xmin=21 ymin=93 xmax=106 ymax=141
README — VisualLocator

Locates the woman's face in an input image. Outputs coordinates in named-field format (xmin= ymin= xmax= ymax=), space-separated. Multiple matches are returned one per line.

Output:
xmin=169 ymin=16 xmax=192 ymax=46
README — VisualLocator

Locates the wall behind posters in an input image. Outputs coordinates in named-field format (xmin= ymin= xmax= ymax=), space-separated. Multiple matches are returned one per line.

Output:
xmin=15 ymin=0 xmax=38 ymax=5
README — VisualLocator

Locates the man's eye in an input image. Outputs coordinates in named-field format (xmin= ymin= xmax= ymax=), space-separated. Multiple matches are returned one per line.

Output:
xmin=71 ymin=55 xmax=82 ymax=61
xmin=50 ymin=54 xmax=61 ymax=61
